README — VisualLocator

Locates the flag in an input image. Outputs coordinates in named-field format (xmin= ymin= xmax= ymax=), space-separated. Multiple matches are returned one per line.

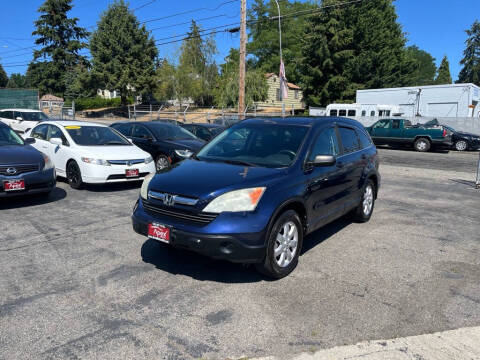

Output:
xmin=279 ymin=60 xmax=288 ymax=100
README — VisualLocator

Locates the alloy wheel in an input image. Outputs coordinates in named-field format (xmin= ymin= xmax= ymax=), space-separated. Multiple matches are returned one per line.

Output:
xmin=455 ymin=140 xmax=467 ymax=151
xmin=273 ymin=221 xmax=299 ymax=268
xmin=363 ymin=184 xmax=374 ymax=216
xmin=156 ymin=156 xmax=170 ymax=171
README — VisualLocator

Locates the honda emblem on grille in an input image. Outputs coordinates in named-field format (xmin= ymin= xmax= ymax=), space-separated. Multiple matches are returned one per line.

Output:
xmin=6 ymin=167 xmax=17 ymax=175
xmin=163 ymin=194 xmax=175 ymax=206
xmin=126 ymin=161 xmax=132 ymax=166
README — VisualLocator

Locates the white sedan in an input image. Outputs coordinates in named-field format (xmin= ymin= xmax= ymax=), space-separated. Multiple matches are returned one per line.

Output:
xmin=0 ymin=108 xmax=50 ymax=134
xmin=25 ymin=121 xmax=156 ymax=189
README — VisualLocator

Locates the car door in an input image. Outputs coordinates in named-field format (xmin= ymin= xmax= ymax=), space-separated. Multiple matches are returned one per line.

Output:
xmin=387 ymin=119 xmax=403 ymax=143
xmin=29 ymin=124 xmax=50 ymax=154
xmin=131 ymin=124 xmax=156 ymax=155
xmin=304 ymin=126 xmax=346 ymax=230
xmin=336 ymin=126 xmax=364 ymax=211
xmin=45 ymin=125 xmax=71 ymax=174
xmin=370 ymin=119 xmax=391 ymax=144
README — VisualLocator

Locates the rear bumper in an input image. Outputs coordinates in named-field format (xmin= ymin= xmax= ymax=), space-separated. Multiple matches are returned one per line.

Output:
xmin=132 ymin=200 xmax=267 ymax=263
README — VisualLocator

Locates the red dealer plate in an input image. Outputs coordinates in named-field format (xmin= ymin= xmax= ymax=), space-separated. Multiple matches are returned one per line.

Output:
xmin=148 ymin=223 xmax=170 ymax=243
xmin=126 ymin=169 xmax=139 ymax=178
xmin=4 ymin=179 xmax=25 ymax=191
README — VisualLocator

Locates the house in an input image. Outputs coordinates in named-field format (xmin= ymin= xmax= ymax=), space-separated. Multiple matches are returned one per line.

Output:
xmin=356 ymin=83 xmax=480 ymax=118
xmin=97 ymin=89 xmax=120 ymax=100
xmin=39 ymin=94 xmax=64 ymax=109
xmin=255 ymin=73 xmax=305 ymax=110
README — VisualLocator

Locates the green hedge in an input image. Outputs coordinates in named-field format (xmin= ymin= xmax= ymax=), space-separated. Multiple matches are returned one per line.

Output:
xmin=72 ymin=97 xmax=125 ymax=111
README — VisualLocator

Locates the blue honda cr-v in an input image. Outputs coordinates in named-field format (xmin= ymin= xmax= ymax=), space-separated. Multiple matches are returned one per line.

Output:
xmin=132 ymin=117 xmax=380 ymax=278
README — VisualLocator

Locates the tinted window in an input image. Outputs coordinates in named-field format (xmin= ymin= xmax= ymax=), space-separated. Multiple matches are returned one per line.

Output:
xmin=48 ymin=125 xmax=69 ymax=146
xmin=339 ymin=110 xmax=347 ymax=116
xmin=148 ymin=123 xmax=197 ymax=140
xmin=113 ymin=123 xmax=132 ymax=137
xmin=0 ymin=126 xmax=24 ymax=145
xmin=31 ymin=124 xmax=48 ymax=140
xmin=65 ymin=126 xmax=131 ymax=146
xmin=182 ymin=124 xmax=195 ymax=133
xmin=339 ymin=127 xmax=360 ymax=154
xmin=308 ymin=128 xmax=339 ymax=161
xmin=348 ymin=110 xmax=356 ymax=116
xmin=373 ymin=119 xmax=391 ymax=129
xmin=19 ymin=112 xmax=49 ymax=121
xmin=196 ymin=127 xmax=212 ymax=140
xmin=132 ymin=125 xmax=153 ymax=139
xmin=356 ymin=128 xmax=372 ymax=149
xmin=0 ymin=111 xmax=13 ymax=119
xmin=329 ymin=110 xmax=338 ymax=116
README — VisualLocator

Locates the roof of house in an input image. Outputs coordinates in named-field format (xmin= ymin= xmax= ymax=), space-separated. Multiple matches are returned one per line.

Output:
xmin=40 ymin=94 xmax=64 ymax=102
xmin=265 ymin=73 xmax=301 ymax=90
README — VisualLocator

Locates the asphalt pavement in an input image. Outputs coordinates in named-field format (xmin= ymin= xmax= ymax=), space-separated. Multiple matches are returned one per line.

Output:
xmin=1 ymin=149 xmax=479 ymax=359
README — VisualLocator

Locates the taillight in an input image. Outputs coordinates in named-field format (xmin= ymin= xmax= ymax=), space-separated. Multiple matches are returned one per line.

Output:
xmin=443 ymin=128 xmax=447 ymax=137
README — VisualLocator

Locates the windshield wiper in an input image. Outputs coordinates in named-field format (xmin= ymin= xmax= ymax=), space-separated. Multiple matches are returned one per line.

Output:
xmin=223 ymin=159 xmax=258 ymax=167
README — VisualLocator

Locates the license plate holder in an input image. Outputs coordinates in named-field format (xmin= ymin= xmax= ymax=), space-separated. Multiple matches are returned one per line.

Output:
xmin=148 ymin=223 xmax=170 ymax=243
xmin=126 ymin=169 xmax=139 ymax=178
xmin=3 ymin=179 xmax=25 ymax=192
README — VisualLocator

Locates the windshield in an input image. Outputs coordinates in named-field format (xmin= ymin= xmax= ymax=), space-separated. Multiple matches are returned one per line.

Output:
xmin=0 ymin=127 xmax=24 ymax=146
xmin=196 ymin=122 xmax=309 ymax=168
xmin=20 ymin=112 xmax=50 ymax=122
xmin=65 ymin=125 xmax=131 ymax=146
xmin=150 ymin=123 xmax=197 ymax=140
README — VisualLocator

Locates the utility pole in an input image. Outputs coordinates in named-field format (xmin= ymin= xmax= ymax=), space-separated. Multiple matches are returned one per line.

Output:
xmin=238 ymin=0 xmax=247 ymax=118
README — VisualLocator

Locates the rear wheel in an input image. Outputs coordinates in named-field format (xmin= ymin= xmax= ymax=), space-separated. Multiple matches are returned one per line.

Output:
xmin=66 ymin=161 xmax=83 ymax=189
xmin=414 ymin=138 xmax=431 ymax=152
xmin=256 ymin=210 xmax=303 ymax=279
xmin=155 ymin=155 xmax=170 ymax=171
xmin=352 ymin=179 xmax=376 ymax=223
xmin=455 ymin=140 xmax=468 ymax=151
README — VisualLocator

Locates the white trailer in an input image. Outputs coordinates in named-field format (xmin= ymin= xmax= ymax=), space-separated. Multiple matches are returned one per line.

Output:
xmin=325 ymin=103 xmax=402 ymax=117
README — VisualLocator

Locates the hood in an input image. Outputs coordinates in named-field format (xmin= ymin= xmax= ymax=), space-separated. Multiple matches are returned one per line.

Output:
xmin=0 ymin=145 xmax=44 ymax=165
xmin=80 ymin=144 xmax=150 ymax=160
xmin=160 ymin=138 xmax=205 ymax=152
xmin=149 ymin=159 xmax=286 ymax=200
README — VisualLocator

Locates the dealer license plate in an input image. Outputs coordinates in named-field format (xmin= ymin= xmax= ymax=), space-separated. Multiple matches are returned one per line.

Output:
xmin=148 ymin=223 xmax=170 ymax=243
xmin=126 ymin=169 xmax=139 ymax=178
xmin=3 ymin=179 xmax=25 ymax=192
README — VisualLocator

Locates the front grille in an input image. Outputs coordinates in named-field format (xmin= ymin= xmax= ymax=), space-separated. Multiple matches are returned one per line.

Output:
xmin=143 ymin=201 xmax=217 ymax=224
xmin=0 ymin=164 xmax=39 ymax=176
xmin=107 ymin=159 xmax=145 ymax=166
xmin=107 ymin=172 xmax=149 ymax=180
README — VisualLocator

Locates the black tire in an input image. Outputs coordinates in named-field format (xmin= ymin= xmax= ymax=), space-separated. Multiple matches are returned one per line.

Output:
xmin=454 ymin=140 xmax=468 ymax=151
xmin=352 ymin=179 xmax=376 ymax=223
xmin=414 ymin=138 xmax=431 ymax=152
xmin=66 ymin=160 xmax=83 ymax=189
xmin=155 ymin=155 xmax=170 ymax=171
xmin=255 ymin=210 xmax=303 ymax=279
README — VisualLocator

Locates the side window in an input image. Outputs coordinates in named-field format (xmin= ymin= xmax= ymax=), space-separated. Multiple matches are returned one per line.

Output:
xmin=356 ymin=128 xmax=372 ymax=149
xmin=31 ymin=124 xmax=48 ymax=140
xmin=348 ymin=110 xmax=356 ymax=116
xmin=392 ymin=120 xmax=401 ymax=129
xmin=370 ymin=111 xmax=375 ymax=116
xmin=308 ymin=128 xmax=339 ymax=161
xmin=373 ymin=120 xmax=391 ymax=129
xmin=1 ymin=111 xmax=13 ymax=119
xmin=329 ymin=110 xmax=338 ymax=116
xmin=197 ymin=127 xmax=211 ymax=140
xmin=113 ymin=123 xmax=132 ymax=137
xmin=339 ymin=109 xmax=347 ymax=117
xmin=361 ymin=110 xmax=366 ymax=117
xmin=132 ymin=125 xmax=152 ymax=139
xmin=339 ymin=127 xmax=360 ymax=154
xmin=47 ymin=125 xmax=69 ymax=146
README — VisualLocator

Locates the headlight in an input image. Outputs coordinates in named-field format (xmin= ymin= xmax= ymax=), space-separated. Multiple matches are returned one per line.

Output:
xmin=140 ymin=173 xmax=155 ymax=200
xmin=203 ymin=187 xmax=266 ymax=213
xmin=175 ymin=149 xmax=193 ymax=158
xmin=81 ymin=157 xmax=110 ymax=166
xmin=42 ymin=154 xmax=54 ymax=170
xmin=145 ymin=156 xmax=153 ymax=164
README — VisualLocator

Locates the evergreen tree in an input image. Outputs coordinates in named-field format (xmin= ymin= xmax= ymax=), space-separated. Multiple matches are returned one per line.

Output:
xmin=458 ymin=20 xmax=480 ymax=85
xmin=435 ymin=55 xmax=452 ymax=84
xmin=0 ymin=65 xmax=8 ymax=87
xmin=32 ymin=0 xmax=89 ymax=96
xmin=176 ymin=21 xmax=218 ymax=106
xmin=6 ymin=74 xmax=28 ymax=88
xmin=90 ymin=0 xmax=158 ymax=104
xmin=154 ymin=59 xmax=178 ymax=102
xmin=406 ymin=45 xmax=436 ymax=85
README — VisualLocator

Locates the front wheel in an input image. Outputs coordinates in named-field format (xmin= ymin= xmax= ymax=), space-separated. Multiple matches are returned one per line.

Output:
xmin=256 ymin=210 xmax=303 ymax=279
xmin=66 ymin=161 xmax=83 ymax=189
xmin=414 ymin=138 xmax=431 ymax=152
xmin=352 ymin=179 xmax=376 ymax=223
xmin=455 ymin=140 xmax=468 ymax=151
xmin=155 ymin=155 xmax=170 ymax=171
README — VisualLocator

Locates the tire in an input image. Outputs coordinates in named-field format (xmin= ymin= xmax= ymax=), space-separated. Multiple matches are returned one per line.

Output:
xmin=455 ymin=140 xmax=468 ymax=151
xmin=352 ymin=179 xmax=376 ymax=223
xmin=255 ymin=210 xmax=303 ymax=279
xmin=66 ymin=160 xmax=83 ymax=189
xmin=414 ymin=138 xmax=431 ymax=152
xmin=155 ymin=155 xmax=170 ymax=171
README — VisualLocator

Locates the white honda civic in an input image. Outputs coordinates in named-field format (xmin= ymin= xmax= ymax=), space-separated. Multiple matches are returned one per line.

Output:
xmin=25 ymin=121 xmax=156 ymax=189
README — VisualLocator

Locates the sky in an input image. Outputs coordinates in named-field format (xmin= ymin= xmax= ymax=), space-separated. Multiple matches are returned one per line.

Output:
xmin=0 ymin=0 xmax=479 ymax=81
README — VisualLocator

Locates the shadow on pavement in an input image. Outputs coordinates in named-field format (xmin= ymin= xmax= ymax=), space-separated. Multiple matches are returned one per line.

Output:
xmin=449 ymin=178 xmax=477 ymax=188
xmin=301 ymin=216 xmax=352 ymax=254
xmin=85 ymin=181 xmax=142 ymax=193
xmin=0 ymin=187 xmax=67 ymax=210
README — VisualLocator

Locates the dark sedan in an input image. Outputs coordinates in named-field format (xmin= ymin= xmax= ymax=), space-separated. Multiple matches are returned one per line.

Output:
xmin=444 ymin=126 xmax=480 ymax=151
xmin=180 ymin=123 xmax=225 ymax=142
xmin=0 ymin=122 xmax=56 ymax=198
xmin=111 ymin=122 xmax=206 ymax=171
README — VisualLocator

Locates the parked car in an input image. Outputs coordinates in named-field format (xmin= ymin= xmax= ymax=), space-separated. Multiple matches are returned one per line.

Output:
xmin=24 ymin=121 xmax=155 ymax=189
xmin=365 ymin=118 xmax=453 ymax=152
xmin=179 ymin=123 xmax=225 ymax=142
xmin=132 ymin=117 xmax=380 ymax=278
xmin=442 ymin=126 xmax=480 ymax=151
xmin=0 ymin=109 xmax=50 ymax=134
xmin=110 ymin=122 xmax=205 ymax=171
xmin=0 ymin=122 xmax=56 ymax=197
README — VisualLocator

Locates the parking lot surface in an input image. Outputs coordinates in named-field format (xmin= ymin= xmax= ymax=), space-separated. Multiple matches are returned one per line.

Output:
xmin=1 ymin=149 xmax=480 ymax=359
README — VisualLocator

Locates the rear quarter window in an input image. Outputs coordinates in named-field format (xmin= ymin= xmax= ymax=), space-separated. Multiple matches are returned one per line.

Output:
xmin=338 ymin=127 xmax=361 ymax=154
xmin=356 ymin=128 xmax=373 ymax=149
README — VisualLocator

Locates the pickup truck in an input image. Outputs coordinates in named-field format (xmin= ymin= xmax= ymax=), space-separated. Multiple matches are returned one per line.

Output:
xmin=365 ymin=119 xmax=453 ymax=152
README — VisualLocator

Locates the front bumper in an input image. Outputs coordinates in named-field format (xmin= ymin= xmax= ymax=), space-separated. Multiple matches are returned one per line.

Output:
xmin=132 ymin=199 xmax=267 ymax=263
xmin=0 ymin=168 xmax=56 ymax=198
xmin=81 ymin=162 xmax=156 ymax=184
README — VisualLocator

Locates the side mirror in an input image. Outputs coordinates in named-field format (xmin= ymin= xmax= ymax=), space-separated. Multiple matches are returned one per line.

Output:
xmin=313 ymin=155 xmax=336 ymax=167
xmin=49 ymin=137 xmax=63 ymax=146
xmin=16 ymin=117 xmax=23 ymax=121
xmin=24 ymin=138 xmax=36 ymax=145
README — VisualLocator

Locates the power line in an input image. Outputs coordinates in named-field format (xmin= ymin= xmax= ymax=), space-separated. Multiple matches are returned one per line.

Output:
xmin=133 ymin=0 xmax=157 ymax=12
xmin=149 ymin=13 xmax=239 ymax=32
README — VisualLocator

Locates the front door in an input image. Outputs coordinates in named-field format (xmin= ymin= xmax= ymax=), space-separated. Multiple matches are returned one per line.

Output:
xmin=45 ymin=125 xmax=71 ymax=175
xmin=370 ymin=119 xmax=391 ymax=145
xmin=131 ymin=125 xmax=156 ymax=154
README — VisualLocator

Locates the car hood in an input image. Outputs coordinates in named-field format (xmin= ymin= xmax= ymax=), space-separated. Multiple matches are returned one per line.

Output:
xmin=0 ymin=145 xmax=43 ymax=165
xmin=160 ymin=138 xmax=205 ymax=151
xmin=149 ymin=159 xmax=286 ymax=200
xmin=80 ymin=145 xmax=150 ymax=160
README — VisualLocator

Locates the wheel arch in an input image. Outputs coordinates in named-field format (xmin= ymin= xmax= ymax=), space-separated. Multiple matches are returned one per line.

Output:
xmin=266 ymin=198 xmax=308 ymax=242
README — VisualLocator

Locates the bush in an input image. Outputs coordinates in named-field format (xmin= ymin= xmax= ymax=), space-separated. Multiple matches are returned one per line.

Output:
xmin=73 ymin=97 xmax=125 ymax=111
